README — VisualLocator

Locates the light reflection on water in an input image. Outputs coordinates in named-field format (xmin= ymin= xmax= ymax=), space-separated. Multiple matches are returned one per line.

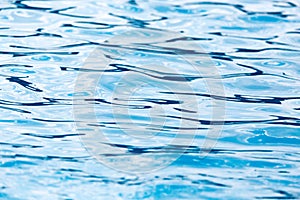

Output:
xmin=0 ymin=0 xmax=299 ymax=199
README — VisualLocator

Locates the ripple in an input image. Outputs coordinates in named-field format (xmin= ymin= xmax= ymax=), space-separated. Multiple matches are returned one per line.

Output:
xmin=0 ymin=0 xmax=299 ymax=199
xmin=31 ymin=55 xmax=63 ymax=62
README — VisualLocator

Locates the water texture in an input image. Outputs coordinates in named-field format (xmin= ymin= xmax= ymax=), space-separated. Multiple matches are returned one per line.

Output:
xmin=0 ymin=0 xmax=300 ymax=199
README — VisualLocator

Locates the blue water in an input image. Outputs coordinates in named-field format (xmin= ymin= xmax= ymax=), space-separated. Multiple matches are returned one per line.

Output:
xmin=0 ymin=0 xmax=300 ymax=199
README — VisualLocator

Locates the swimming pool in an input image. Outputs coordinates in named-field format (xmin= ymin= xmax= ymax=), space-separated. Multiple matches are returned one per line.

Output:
xmin=0 ymin=0 xmax=299 ymax=199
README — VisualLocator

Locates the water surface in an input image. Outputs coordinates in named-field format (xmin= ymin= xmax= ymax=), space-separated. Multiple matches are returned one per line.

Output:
xmin=0 ymin=0 xmax=300 ymax=199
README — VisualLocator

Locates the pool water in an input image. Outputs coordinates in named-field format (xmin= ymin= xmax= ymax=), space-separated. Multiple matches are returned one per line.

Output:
xmin=0 ymin=0 xmax=300 ymax=199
